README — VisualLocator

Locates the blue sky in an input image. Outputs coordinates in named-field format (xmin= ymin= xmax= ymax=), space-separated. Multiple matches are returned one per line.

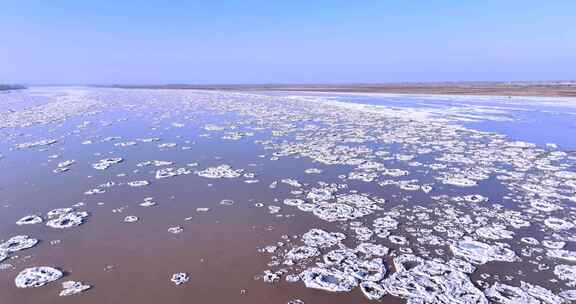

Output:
xmin=1 ymin=1 xmax=575 ymax=84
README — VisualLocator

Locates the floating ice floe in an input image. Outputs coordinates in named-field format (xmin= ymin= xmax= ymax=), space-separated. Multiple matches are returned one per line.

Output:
xmin=155 ymin=167 xmax=191 ymax=179
xmin=440 ymin=177 xmax=478 ymax=187
xmin=59 ymin=280 xmax=91 ymax=296
xmin=140 ymin=197 xmax=157 ymax=207
xmin=168 ymin=226 xmax=183 ymax=234
xmin=450 ymin=239 xmax=517 ymax=264
xmin=555 ymin=265 xmax=576 ymax=285
xmin=15 ymin=266 xmax=63 ymax=288
xmin=124 ymin=216 xmax=139 ymax=223
xmin=219 ymin=199 xmax=235 ymax=206
xmin=485 ymin=281 xmax=564 ymax=304
xmin=475 ymin=225 xmax=514 ymax=240
xmin=285 ymin=246 xmax=320 ymax=261
xmin=306 ymin=187 xmax=335 ymax=203
xmin=360 ymin=281 xmax=387 ymax=300
xmin=196 ymin=164 xmax=242 ymax=179
xmin=356 ymin=243 xmax=389 ymax=257
xmin=54 ymin=160 xmax=75 ymax=173
xmin=544 ymin=217 xmax=575 ymax=230
xmin=137 ymin=160 xmax=173 ymax=167
xmin=262 ymin=270 xmax=282 ymax=283
xmin=0 ymin=235 xmax=38 ymax=252
xmin=171 ymin=272 xmax=189 ymax=285
xmin=300 ymin=267 xmax=357 ymax=292
xmin=302 ymin=229 xmax=346 ymax=248
xmin=16 ymin=215 xmax=43 ymax=225
xmin=547 ymin=249 xmax=576 ymax=262
xmin=383 ymin=256 xmax=488 ymax=303
xmin=92 ymin=157 xmax=123 ymax=170
xmin=128 ymin=180 xmax=149 ymax=187
xmin=15 ymin=139 xmax=58 ymax=149
xmin=47 ymin=211 xmax=89 ymax=229
xmin=312 ymin=203 xmax=364 ymax=222
xmin=47 ymin=208 xmax=74 ymax=218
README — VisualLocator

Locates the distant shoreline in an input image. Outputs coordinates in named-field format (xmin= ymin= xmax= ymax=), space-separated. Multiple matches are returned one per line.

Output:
xmin=99 ymin=82 xmax=576 ymax=97
xmin=0 ymin=84 xmax=27 ymax=91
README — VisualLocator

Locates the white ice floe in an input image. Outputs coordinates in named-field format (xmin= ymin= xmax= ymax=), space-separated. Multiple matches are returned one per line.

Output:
xmin=555 ymin=265 xmax=576 ymax=285
xmin=302 ymin=229 xmax=346 ymax=248
xmin=15 ymin=267 xmax=63 ymax=288
xmin=300 ymin=267 xmax=357 ymax=292
xmin=485 ymin=281 xmax=564 ymax=304
xmin=383 ymin=256 xmax=487 ymax=303
xmin=124 ymin=216 xmax=139 ymax=223
xmin=128 ymin=180 xmax=150 ymax=187
xmin=171 ymin=272 xmax=189 ymax=285
xmin=92 ymin=157 xmax=123 ymax=170
xmin=285 ymin=246 xmax=320 ymax=261
xmin=59 ymin=280 xmax=91 ymax=296
xmin=168 ymin=226 xmax=183 ymax=234
xmin=16 ymin=215 xmax=43 ymax=225
xmin=47 ymin=211 xmax=89 ymax=229
xmin=0 ymin=235 xmax=39 ymax=252
xmin=155 ymin=167 xmax=191 ymax=179
xmin=450 ymin=239 xmax=517 ymax=264
xmin=196 ymin=164 xmax=241 ymax=179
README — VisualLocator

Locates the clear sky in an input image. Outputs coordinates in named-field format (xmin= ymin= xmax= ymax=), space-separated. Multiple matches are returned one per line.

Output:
xmin=1 ymin=1 xmax=575 ymax=84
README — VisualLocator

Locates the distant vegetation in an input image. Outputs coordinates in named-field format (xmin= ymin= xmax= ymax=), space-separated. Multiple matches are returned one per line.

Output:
xmin=0 ymin=84 xmax=27 ymax=91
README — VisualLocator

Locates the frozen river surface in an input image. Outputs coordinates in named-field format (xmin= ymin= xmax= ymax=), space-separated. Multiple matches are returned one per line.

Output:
xmin=1 ymin=87 xmax=575 ymax=303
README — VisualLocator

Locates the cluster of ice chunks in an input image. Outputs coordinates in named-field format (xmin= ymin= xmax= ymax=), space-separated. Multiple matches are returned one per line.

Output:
xmin=196 ymin=164 xmax=242 ymax=179
xmin=302 ymin=229 xmax=346 ymax=248
xmin=475 ymin=225 xmax=515 ymax=240
xmin=59 ymin=281 xmax=91 ymax=296
xmin=92 ymin=157 xmax=123 ymax=170
xmin=155 ymin=167 xmax=191 ymax=179
xmin=15 ymin=267 xmax=63 ymax=288
xmin=285 ymin=246 xmax=320 ymax=261
xmin=137 ymin=160 xmax=173 ymax=167
xmin=15 ymin=139 xmax=58 ymax=149
xmin=171 ymin=272 xmax=189 ymax=285
xmin=300 ymin=267 xmax=358 ymax=292
xmin=293 ymin=190 xmax=383 ymax=222
xmin=544 ymin=217 xmax=575 ymax=231
xmin=53 ymin=160 xmax=75 ymax=173
xmin=383 ymin=255 xmax=487 ymax=303
xmin=46 ymin=209 xmax=89 ymax=229
xmin=555 ymin=265 xmax=576 ymax=286
xmin=450 ymin=239 xmax=517 ymax=264
xmin=140 ymin=197 xmax=157 ymax=207
xmin=485 ymin=281 xmax=565 ymax=303
xmin=312 ymin=203 xmax=363 ymax=222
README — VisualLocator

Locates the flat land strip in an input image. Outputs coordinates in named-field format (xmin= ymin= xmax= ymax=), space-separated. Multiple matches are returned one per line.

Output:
xmin=105 ymin=82 xmax=576 ymax=97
